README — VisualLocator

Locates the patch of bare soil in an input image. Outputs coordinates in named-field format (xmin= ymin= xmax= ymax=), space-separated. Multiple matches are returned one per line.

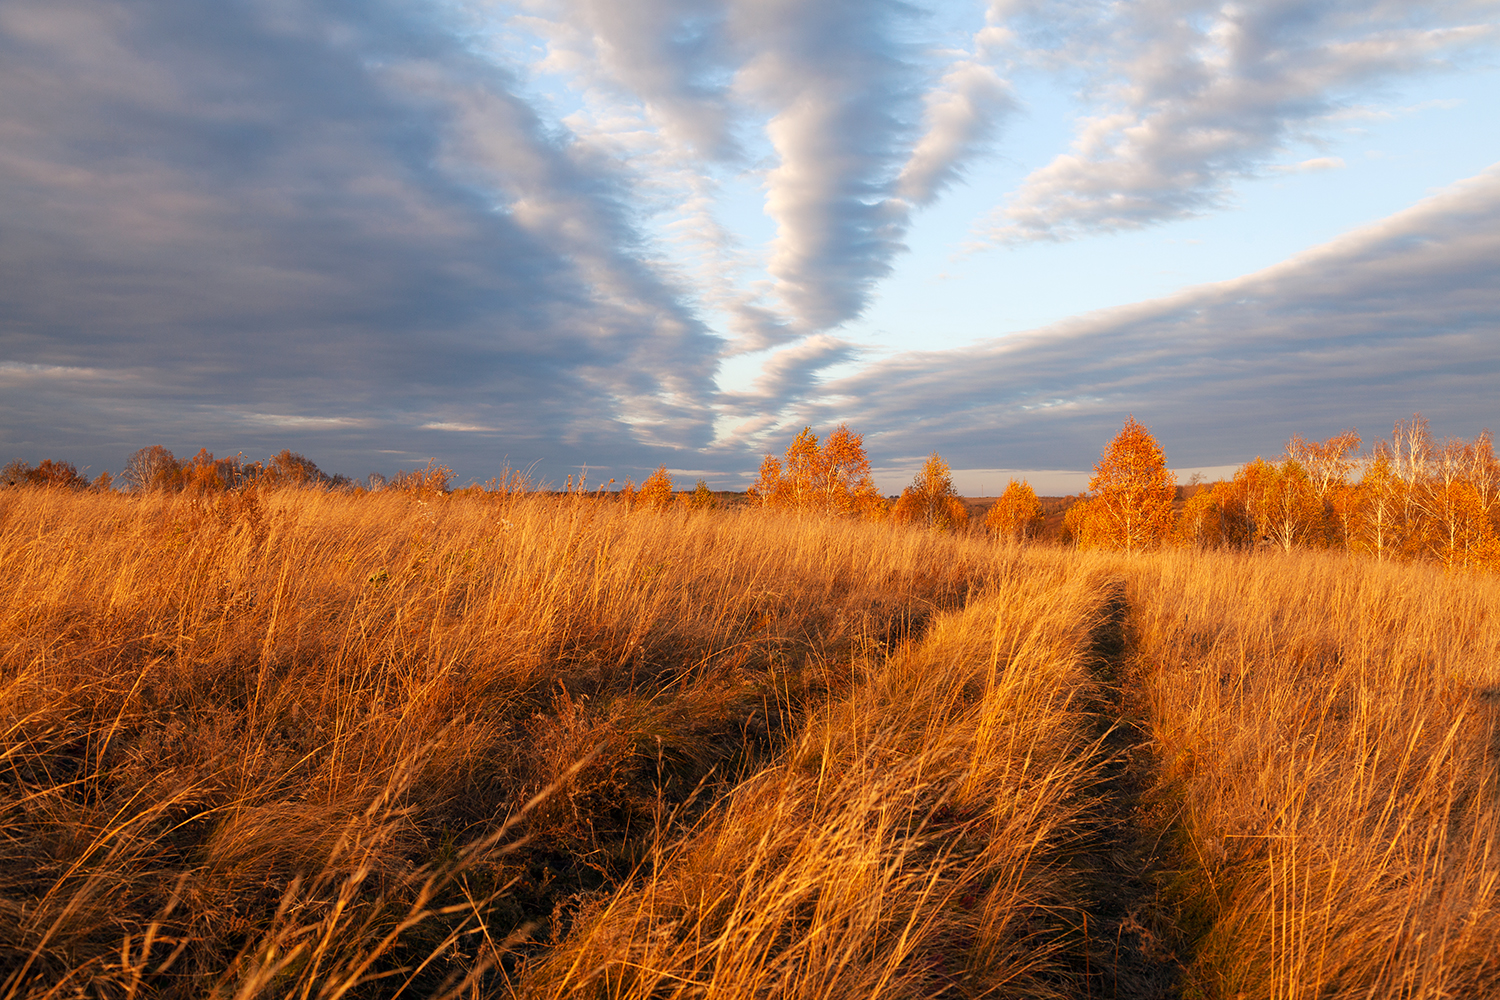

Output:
xmin=1070 ymin=581 xmax=1188 ymax=999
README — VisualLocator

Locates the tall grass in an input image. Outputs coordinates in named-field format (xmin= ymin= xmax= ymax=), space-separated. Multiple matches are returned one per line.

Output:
xmin=0 ymin=487 xmax=1026 ymax=997
xmin=5 ymin=486 xmax=1500 ymax=998
xmin=1127 ymin=550 xmax=1500 ymax=998
xmin=522 ymin=553 xmax=1112 ymax=998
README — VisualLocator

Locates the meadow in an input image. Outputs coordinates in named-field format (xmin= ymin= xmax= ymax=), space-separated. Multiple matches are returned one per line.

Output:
xmin=2 ymin=485 xmax=1498 ymax=999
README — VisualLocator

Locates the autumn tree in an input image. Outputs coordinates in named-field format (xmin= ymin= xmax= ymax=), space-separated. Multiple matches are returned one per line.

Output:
xmin=749 ymin=424 xmax=885 ymax=519
xmin=1085 ymin=417 xmax=1176 ymax=552
xmin=986 ymin=478 xmax=1043 ymax=541
xmin=1423 ymin=436 xmax=1500 ymax=569
xmin=893 ymin=452 xmax=967 ymax=530
xmin=182 ymin=448 xmax=253 ymax=494
xmin=1175 ymin=479 xmax=1257 ymax=549
xmin=0 ymin=459 xmax=91 ymax=489
xmin=1287 ymin=430 xmax=1361 ymax=500
xmin=820 ymin=424 xmax=885 ymax=517
xmin=1236 ymin=457 xmax=1323 ymax=552
xmin=746 ymin=454 xmax=783 ymax=508
xmin=1177 ymin=487 xmax=1218 ymax=548
xmin=689 ymin=479 xmax=717 ymax=509
xmin=1350 ymin=451 xmax=1402 ymax=560
xmin=1061 ymin=496 xmax=1095 ymax=547
xmin=1286 ymin=429 xmax=1361 ymax=545
xmin=1463 ymin=430 xmax=1500 ymax=524
xmin=262 ymin=450 xmax=327 ymax=488
xmin=636 ymin=466 xmax=675 ymax=511
xmin=781 ymin=427 xmax=822 ymax=511
xmin=122 ymin=446 xmax=183 ymax=492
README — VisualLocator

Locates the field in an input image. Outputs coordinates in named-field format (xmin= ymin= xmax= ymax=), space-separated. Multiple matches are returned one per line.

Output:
xmin=3 ymin=486 xmax=1499 ymax=999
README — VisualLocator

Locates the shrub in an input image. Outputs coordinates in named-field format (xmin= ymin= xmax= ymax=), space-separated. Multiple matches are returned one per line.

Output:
xmin=0 ymin=459 xmax=91 ymax=489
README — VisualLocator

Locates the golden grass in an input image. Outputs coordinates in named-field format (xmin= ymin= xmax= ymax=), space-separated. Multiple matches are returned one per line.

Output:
xmin=4 ymin=486 xmax=1500 ymax=998
xmin=0 ymin=488 xmax=1030 ymax=997
xmin=1127 ymin=550 xmax=1500 ymax=998
xmin=521 ymin=552 xmax=1111 ymax=998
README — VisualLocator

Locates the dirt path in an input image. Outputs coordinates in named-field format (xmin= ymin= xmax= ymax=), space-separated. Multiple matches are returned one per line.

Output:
xmin=1069 ymin=581 xmax=1188 ymax=999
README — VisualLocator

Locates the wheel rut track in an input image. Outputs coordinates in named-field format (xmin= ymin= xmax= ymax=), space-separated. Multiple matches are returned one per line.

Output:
xmin=1069 ymin=580 xmax=1187 ymax=1000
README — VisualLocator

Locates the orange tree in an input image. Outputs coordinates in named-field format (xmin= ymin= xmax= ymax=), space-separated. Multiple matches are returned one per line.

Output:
xmin=1235 ymin=457 xmax=1323 ymax=552
xmin=985 ymin=478 xmax=1043 ymax=541
xmin=749 ymin=424 xmax=885 ymax=519
xmin=1176 ymin=487 xmax=1218 ymax=548
xmin=1084 ymin=417 xmax=1176 ymax=552
xmin=122 ymin=445 xmax=184 ymax=492
xmin=636 ymin=466 xmax=675 ymax=511
xmin=1176 ymin=479 xmax=1255 ymax=549
xmin=893 ymin=453 xmax=967 ymax=530
xmin=1287 ymin=429 xmax=1361 ymax=545
xmin=1425 ymin=438 xmax=1499 ymax=570
xmin=0 ymin=459 xmax=92 ymax=490
xmin=1062 ymin=496 xmax=1096 ymax=547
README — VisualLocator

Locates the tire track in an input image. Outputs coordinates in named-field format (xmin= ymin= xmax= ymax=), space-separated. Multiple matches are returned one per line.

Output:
xmin=1069 ymin=580 xmax=1187 ymax=999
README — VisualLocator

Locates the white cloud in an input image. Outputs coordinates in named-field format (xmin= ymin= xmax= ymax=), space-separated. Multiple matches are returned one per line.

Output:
xmin=898 ymin=61 xmax=1015 ymax=207
xmin=827 ymin=163 xmax=1500 ymax=469
xmin=1270 ymin=155 xmax=1347 ymax=172
xmin=980 ymin=0 xmax=1497 ymax=243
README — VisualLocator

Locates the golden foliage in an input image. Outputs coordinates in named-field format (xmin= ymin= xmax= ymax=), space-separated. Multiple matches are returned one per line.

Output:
xmin=635 ymin=465 xmax=675 ymax=511
xmin=748 ymin=424 xmax=886 ymax=519
xmin=893 ymin=452 xmax=966 ymax=530
xmin=0 ymin=458 xmax=92 ymax=489
xmin=985 ymin=477 xmax=1043 ymax=541
xmin=1083 ymin=416 xmax=1176 ymax=551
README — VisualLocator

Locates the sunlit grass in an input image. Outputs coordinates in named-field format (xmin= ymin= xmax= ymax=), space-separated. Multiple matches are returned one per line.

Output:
xmin=3 ymin=486 xmax=1499 ymax=997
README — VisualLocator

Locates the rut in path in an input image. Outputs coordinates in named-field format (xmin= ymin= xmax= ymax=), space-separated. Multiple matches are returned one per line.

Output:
xmin=1070 ymin=581 xmax=1188 ymax=1000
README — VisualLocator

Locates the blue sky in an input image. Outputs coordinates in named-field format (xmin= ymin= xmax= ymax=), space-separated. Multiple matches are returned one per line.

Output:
xmin=2 ymin=0 xmax=1498 ymax=493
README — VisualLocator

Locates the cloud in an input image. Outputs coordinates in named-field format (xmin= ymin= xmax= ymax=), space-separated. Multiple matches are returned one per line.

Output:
xmin=0 ymin=0 xmax=722 ymax=478
xmin=731 ymin=1 xmax=1019 ymax=334
xmin=515 ymin=0 xmax=1022 ymax=377
xmin=419 ymin=422 xmax=500 ymax=433
xmin=898 ymin=61 xmax=1015 ymax=207
xmin=539 ymin=0 xmax=739 ymax=161
xmin=725 ymin=0 xmax=921 ymax=333
xmin=828 ymin=163 xmax=1500 ymax=469
xmin=1269 ymin=156 xmax=1347 ymax=173
xmin=712 ymin=334 xmax=860 ymax=450
xmin=981 ymin=0 xmax=1497 ymax=243
xmin=515 ymin=0 xmax=973 ymax=357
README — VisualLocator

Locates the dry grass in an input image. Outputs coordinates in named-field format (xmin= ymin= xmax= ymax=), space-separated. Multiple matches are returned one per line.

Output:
xmin=521 ymin=552 xmax=1111 ymax=999
xmin=4 ymin=486 xmax=1500 ymax=999
xmin=0 ymin=487 xmax=1027 ymax=998
xmin=1126 ymin=549 xmax=1500 ymax=998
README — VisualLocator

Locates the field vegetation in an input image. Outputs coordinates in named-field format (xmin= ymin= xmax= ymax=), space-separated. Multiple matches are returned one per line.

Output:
xmin=3 ymin=417 xmax=1500 ymax=998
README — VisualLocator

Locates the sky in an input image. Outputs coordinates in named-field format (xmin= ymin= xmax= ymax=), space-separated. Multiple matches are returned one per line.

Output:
xmin=2 ymin=0 xmax=1498 ymax=494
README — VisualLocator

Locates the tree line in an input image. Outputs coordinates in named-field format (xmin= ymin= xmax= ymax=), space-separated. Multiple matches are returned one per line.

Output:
xmin=0 ymin=446 xmax=447 ymax=494
xmin=739 ymin=415 xmax=1499 ymax=571
xmin=5 ymin=415 xmax=1498 ymax=570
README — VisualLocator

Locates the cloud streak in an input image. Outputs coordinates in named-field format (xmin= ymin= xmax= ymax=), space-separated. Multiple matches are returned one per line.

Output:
xmin=524 ymin=0 xmax=1018 ymax=342
xmin=831 ymin=163 xmax=1500 ymax=468
xmin=0 ymin=0 xmax=721 ymax=475
xmin=981 ymin=0 xmax=1497 ymax=242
